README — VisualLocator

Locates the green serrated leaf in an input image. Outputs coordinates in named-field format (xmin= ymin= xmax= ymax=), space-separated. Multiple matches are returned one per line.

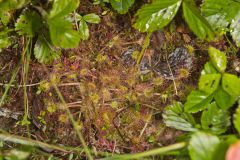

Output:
xmin=184 ymin=90 xmax=214 ymax=113
xmin=83 ymin=13 xmax=101 ymax=24
xmin=209 ymin=47 xmax=227 ymax=73
xmin=201 ymin=102 xmax=230 ymax=134
xmin=0 ymin=11 xmax=11 ymax=25
xmin=163 ymin=102 xmax=197 ymax=132
xmin=48 ymin=18 xmax=81 ymax=48
xmin=201 ymin=0 xmax=240 ymax=45
xmin=79 ymin=20 xmax=89 ymax=40
xmin=230 ymin=12 xmax=240 ymax=47
xmin=200 ymin=0 xmax=240 ymax=35
xmin=34 ymin=35 xmax=60 ymax=64
xmin=234 ymin=103 xmax=240 ymax=133
xmin=15 ymin=11 xmax=42 ymax=37
xmin=49 ymin=0 xmax=80 ymax=19
xmin=222 ymin=73 xmax=240 ymax=96
xmin=214 ymin=86 xmax=237 ymax=110
xmin=201 ymin=62 xmax=218 ymax=75
xmin=189 ymin=132 xmax=220 ymax=160
xmin=0 ymin=29 xmax=10 ymax=49
xmin=182 ymin=0 xmax=214 ymax=40
xmin=201 ymin=0 xmax=240 ymax=22
xmin=109 ymin=0 xmax=135 ymax=14
xmin=0 ymin=0 xmax=30 ymax=10
xmin=198 ymin=74 xmax=221 ymax=94
xmin=133 ymin=0 xmax=181 ymax=32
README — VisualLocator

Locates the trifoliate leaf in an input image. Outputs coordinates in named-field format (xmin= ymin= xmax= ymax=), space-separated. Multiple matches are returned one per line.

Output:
xmin=230 ymin=12 xmax=240 ymax=47
xmin=49 ymin=0 xmax=80 ymax=19
xmin=133 ymin=0 xmax=181 ymax=32
xmin=189 ymin=132 xmax=220 ymax=160
xmin=222 ymin=73 xmax=240 ymax=97
xmin=184 ymin=90 xmax=214 ymax=113
xmin=34 ymin=35 xmax=60 ymax=64
xmin=109 ymin=0 xmax=135 ymax=14
xmin=209 ymin=47 xmax=227 ymax=73
xmin=201 ymin=62 xmax=218 ymax=75
xmin=83 ymin=13 xmax=101 ymax=24
xmin=201 ymin=102 xmax=230 ymax=134
xmin=15 ymin=11 xmax=42 ymax=37
xmin=163 ymin=102 xmax=197 ymax=132
xmin=182 ymin=0 xmax=214 ymax=40
xmin=79 ymin=20 xmax=89 ymax=40
xmin=233 ymin=103 xmax=240 ymax=134
xmin=48 ymin=18 xmax=81 ymax=48
xmin=214 ymin=86 xmax=237 ymax=110
xmin=198 ymin=74 xmax=221 ymax=94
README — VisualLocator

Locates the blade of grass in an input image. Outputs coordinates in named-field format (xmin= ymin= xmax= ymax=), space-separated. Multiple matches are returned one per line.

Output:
xmin=22 ymin=38 xmax=32 ymax=136
xmin=0 ymin=39 xmax=30 ymax=107
xmin=137 ymin=32 xmax=152 ymax=65
xmin=0 ymin=129 xmax=111 ymax=157
xmin=0 ymin=132 xmax=69 ymax=152
xmin=101 ymin=142 xmax=186 ymax=160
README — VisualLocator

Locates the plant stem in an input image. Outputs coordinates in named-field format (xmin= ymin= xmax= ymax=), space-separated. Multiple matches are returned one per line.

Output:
xmin=0 ymin=132 xmax=68 ymax=152
xmin=166 ymin=55 xmax=178 ymax=95
xmin=23 ymin=38 xmax=32 ymax=135
xmin=0 ymin=39 xmax=30 ymax=107
xmin=137 ymin=32 xmax=152 ymax=65
xmin=102 ymin=142 xmax=186 ymax=160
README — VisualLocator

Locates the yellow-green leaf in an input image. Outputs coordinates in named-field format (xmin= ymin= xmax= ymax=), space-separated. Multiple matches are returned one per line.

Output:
xmin=48 ymin=18 xmax=81 ymax=48
xmin=209 ymin=47 xmax=227 ymax=73
xmin=34 ymin=35 xmax=60 ymax=64
xmin=214 ymin=86 xmax=237 ymax=110
xmin=234 ymin=103 xmax=240 ymax=134
xmin=189 ymin=132 xmax=220 ymax=160
xmin=182 ymin=0 xmax=214 ymax=40
xmin=201 ymin=102 xmax=230 ymax=134
xmin=109 ymin=0 xmax=135 ymax=14
xmin=198 ymin=74 xmax=221 ymax=94
xmin=79 ymin=20 xmax=89 ymax=40
xmin=49 ymin=0 xmax=80 ymax=19
xmin=222 ymin=73 xmax=240 ymax=96
xmin=83 ymin=13 xmax=101 ymax=24
xmin=184 ymin=90 xmax=214 ymax=113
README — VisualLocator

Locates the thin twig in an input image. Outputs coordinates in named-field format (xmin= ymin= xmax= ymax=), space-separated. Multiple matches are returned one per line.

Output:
xmin=139 ymin=112 xmax=152 ymax=139
xmin=166 ymin=56 xmax=178 ymax=95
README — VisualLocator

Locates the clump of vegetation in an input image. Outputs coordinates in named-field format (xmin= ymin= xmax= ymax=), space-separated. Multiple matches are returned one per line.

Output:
xmin=163 ymin=47 xmax=240 ymax=159
xmin=0 ymin=0 xmax=100 ymax=63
